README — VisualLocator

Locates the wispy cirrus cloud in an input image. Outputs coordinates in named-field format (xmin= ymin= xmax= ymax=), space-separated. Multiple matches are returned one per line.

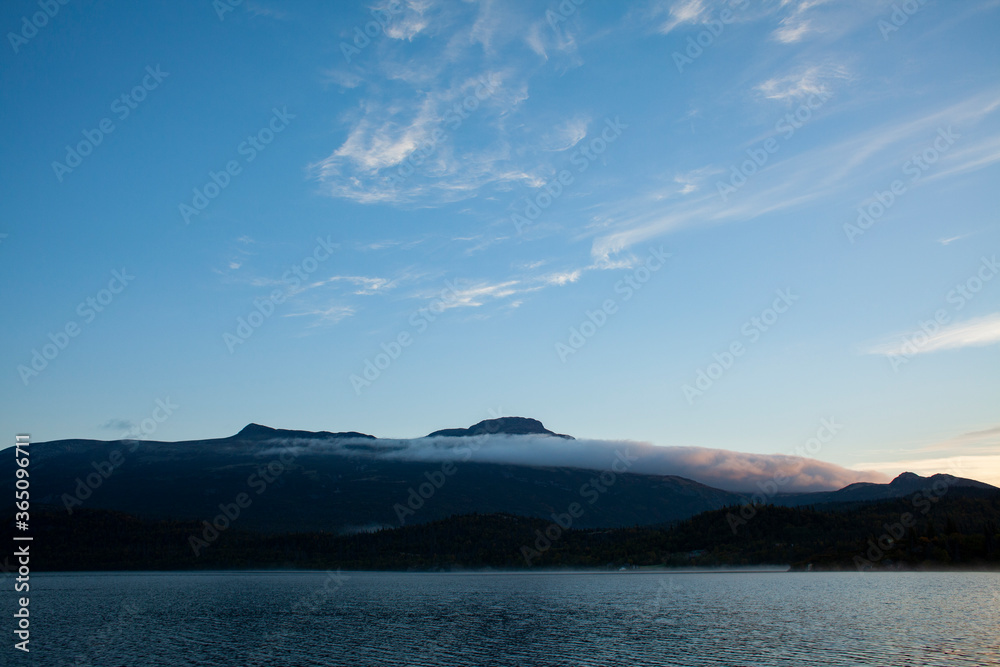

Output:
xmin=420 ymin=278 xmax=524 ymax=311
xmin=852 ymin=425 xmax=1000 ymax=487
xmin=771 ymin=2 xmax=820 ymax=44
xmin=541 ymin=269 xmax=582 ymax=286
xmin=649 ymin=167 xmax=721 ymax=200
xmin=646 ymin=0 xmax=896 ymax=44
xmin=284 ymin=305 xmax=357 ymax=326
xmin=100 ymin=418 xmax=136 ymax=431
xmin=918 ymin=425 xmax=1000 ymax=454
xmin=586 ymin=91 xmax=1000 ymax=265
xmin=358 ymin=238 xmax=426 ymax=251
xmin=866 ymin=313 xmax=1000 ymax=357
xmin=313 ymin=0 xmax=882 ymax=213
xmin=312 ymin=0 xmax=595 ymax=207
xmin=310 ymin=70 xmax=540 ymax=205
xmin=853 ymin=454 xmax=1000 ymax=487
xmin=654 ymin=0 xmax=709 ymax=35
xmin=918 ymin=129 xmax=1000 ymax=184
xmin=380 ymin=0 xmax=434 ymax=41
xmin=541 ymin=116 xmax=590 ymax=152
xmin=938 ymin=233 xmax=973 ymax=246
xmin=756 ymin=64 xmax=850 ymax=102
xmin=322 ymin=275 xmax=398 ymax=295
xmin=770 ymin=0 xmax=886 ymax=44
xmin=402 ymin=263 xmax=592 ymax=316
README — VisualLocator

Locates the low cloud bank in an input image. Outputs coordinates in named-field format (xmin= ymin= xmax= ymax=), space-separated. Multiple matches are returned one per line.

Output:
xmin=261 ymin=434 xmax=888 ymax=493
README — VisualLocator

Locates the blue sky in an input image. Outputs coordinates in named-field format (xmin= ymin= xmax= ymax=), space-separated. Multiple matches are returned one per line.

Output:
xmin=2 ymin=0 xmax=998 ymax=485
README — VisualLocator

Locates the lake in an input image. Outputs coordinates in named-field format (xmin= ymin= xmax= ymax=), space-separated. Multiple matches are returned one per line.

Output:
xmin=22 ymin=570 xmax=1000 ymax=666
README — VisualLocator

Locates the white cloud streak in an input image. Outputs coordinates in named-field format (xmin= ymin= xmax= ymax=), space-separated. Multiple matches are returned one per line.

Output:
xmin=260 ymin=433 xmax=889 ymax=492
xmin=587 ymin=91 xmax=1000 ymax=265
xmin=656 ymin=0 xmax=708 ymax=34
xmin=756 ymin=64 xmax=850 ymax=102
xmin=867 ymin=312 xmax=1000 ymax=356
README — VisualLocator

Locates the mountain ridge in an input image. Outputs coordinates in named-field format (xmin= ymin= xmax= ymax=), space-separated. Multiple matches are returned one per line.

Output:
xmin=231 ymin=423 xmax=377 ymax=441
xmin=425 ymin=417 xmax=574 ymax=440
xmin=774 ymin=471 xmax=996 ymax=507
xmin=8 ymin=418 xmax=995 ymax=535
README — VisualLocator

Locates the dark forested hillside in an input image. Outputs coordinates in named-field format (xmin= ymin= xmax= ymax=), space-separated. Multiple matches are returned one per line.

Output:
xmin=6 ymin=489 xmax=998 ymax=573
xmin=11 ymin=438 xmax=745 ymax=531
xmin=9 ymin=420 xmax=993 ymax=537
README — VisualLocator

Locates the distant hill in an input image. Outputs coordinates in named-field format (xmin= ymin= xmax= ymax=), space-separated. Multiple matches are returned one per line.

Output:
xmin=231 ymin=423 xmax=376 ymax=441
xmin=774 ymin=471 xmax=996 ymax=507
xmin=14 ymin=418 xmax=740 ymax=532
xmin=8 ymin=418 xmax=995 ymax=535
xmin=7 ymin=488 xmax=998 ymax=572
xmin=426 ymin=416 xmax=574 ymax=439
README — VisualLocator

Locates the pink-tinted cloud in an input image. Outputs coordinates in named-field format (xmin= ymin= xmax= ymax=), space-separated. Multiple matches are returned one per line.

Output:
xmin=263 ymin=434 xmax=888 ymax=492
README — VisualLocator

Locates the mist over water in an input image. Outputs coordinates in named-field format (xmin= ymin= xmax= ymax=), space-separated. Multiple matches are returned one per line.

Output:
xmin=38 ymin=571 xmax=1000 ymax=666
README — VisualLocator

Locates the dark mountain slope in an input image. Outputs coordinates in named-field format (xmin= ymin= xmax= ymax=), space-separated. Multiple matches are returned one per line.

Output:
xmin=8 ymin=488 xmax=998 ymax=572
xmin=426 ymin=417 xmax=574 ymax=439
xmin=777 ymin=472 xmax=995 ymax=508
xmin=15 ymin=430 xmax=741 ymax=532
xmin=10 ymin=419 xmax=995 ymax=535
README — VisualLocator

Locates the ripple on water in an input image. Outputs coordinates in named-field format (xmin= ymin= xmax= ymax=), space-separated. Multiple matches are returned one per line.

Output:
xmin=29 ymin=571 xmax=1000 ymax=667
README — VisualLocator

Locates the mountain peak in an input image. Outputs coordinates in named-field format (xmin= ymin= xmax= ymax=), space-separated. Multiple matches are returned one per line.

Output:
xmin=886 ymin=471 xmax=997 ymax=491
xmin=236 ymin=423 xmax=276 ymax=439
xmin=426 ymin=416 xmax=574 ymax=439
xmin=231 ymin=424 xmax=376 ymax=441
xmin=891 ymin=471 xmax=923 ymax=485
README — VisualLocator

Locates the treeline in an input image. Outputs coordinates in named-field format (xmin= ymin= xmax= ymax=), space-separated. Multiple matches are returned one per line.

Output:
xmin=5 ymin=489 xmax=999 ymax=572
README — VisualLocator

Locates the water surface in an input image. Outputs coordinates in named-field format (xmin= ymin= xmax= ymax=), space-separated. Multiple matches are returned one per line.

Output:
xmin=25 ymin=570 xmax=1000 ymax=666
